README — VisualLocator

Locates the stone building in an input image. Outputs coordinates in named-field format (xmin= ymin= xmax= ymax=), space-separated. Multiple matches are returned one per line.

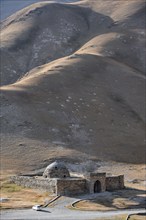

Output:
xmin=11 ymin=161 xmax=124 ymax=196
xmin=43 ymin=161 xmax=70 ymax=178
xmin=85 ymin=172 xmax=106 ymax=193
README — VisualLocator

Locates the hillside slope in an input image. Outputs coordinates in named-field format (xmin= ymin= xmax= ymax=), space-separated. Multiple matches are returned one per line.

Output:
xmin=0 ymin=0 xmax=145 ymax=172
xmin=1 ymin=2 xmax=112 ymax=85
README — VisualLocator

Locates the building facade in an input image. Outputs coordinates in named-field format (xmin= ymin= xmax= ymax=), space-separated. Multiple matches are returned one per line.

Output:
xmin=11 ymin=161 xmax=124 ymax=196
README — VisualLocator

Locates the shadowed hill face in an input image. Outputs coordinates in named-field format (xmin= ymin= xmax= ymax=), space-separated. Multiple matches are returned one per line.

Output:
xmin=79 ymin=0 xmax=146 ymax=74
xmin=77 ymin=30 xmax=145 ymax=74
xmin=0 ymin=2 xmax=113 ymax=86
xmin=0 ymin=0 xmax=145 ymax=171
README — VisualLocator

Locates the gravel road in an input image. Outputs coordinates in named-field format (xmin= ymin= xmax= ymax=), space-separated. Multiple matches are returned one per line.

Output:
xmin=1 ymin=196 xmax=145 ymax=220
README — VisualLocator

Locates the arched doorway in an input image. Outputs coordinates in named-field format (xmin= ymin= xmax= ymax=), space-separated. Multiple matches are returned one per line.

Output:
xmin=94 ymin=180 xmax=101 ymax=193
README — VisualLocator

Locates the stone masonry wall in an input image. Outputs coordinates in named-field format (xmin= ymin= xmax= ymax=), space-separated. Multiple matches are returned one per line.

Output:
xmin=85 ymin=173 xmax=106 ymax=193
xmin=106 ymin=175 xmax=124 ymax=191
xmin=56 ymin=178 xmax=87 ymax=196
xmin=10 ymin=173 xmax=125 ymax=195
xmin=43 ymin=166 xmax=70 ymax=178
xmin=10 ymin=176 xmax=56 ymax=193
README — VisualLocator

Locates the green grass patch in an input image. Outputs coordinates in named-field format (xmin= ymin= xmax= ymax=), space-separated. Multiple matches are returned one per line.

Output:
xmin=0 ymin=182 xmax=24 ymax=193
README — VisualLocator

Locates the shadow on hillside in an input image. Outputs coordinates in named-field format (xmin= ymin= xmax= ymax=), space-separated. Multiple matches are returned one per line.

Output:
xmin=1 ymin=2 xmax=114 ymax=86
xmin=118 ymin=5 xmax=146 ymax=30
xmin=1 ymin=2 xmax=145 ymax=165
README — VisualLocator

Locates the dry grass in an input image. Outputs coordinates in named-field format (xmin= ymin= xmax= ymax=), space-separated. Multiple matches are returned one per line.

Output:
xmin=93 ymin=215 xmax=145 ymax=220
xmin=129 ymin=216 xmax=145 ymax=220
xmin=74 ymin=186 xmax=146 ymax=212
xmin=0 ymin=177 xmax=55 ymax=209
xmin=75 ymin=200 xmax=114 ymax=211
xmin=93 ymin=215 xmax=127 ymax=220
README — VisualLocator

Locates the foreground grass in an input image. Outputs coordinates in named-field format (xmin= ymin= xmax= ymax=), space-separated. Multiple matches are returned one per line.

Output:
xmin=0 ymin=180 xmax=54 ymax=209
xmin=93 ymin=215 xmax=126 ymax=220
xmin=93 ymin=215 xmax=145 ymax=220
xmin=74 ymin=186 xmax=145 ymax=212
xmin=129 ymin=215 xmax=145 ymax=220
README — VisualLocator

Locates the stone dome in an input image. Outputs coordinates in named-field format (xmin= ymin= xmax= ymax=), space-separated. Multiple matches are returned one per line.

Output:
xmin=43 ymin=161 xmax=70 ymax=178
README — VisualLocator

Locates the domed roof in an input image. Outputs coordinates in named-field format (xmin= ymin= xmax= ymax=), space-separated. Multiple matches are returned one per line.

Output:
xmin=43 ymin=161 xmax=70 ymax=178
xmin=46 ymin=161 xmax=67 ymax=170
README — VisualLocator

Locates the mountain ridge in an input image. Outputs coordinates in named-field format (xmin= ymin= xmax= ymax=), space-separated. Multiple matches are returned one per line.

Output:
xmin=0 ymin=0 xmax=145 ymax=172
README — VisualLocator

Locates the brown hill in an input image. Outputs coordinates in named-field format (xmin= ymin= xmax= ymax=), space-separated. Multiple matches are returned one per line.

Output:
xmin=0 ymin=2 xmax=112 ymax=86
xmin=0 ymin=0 xmax=145 ymax=172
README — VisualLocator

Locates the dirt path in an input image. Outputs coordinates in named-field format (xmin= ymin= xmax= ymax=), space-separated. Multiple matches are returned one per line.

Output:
xmin=1 ymin=196 xmax=145 ymax=220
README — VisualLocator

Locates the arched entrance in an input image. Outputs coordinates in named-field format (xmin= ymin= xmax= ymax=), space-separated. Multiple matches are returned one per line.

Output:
xmin=94 ymin=180 xmax=101 ymax=193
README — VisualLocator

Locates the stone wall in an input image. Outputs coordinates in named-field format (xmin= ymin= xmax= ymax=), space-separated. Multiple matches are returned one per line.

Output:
xmin=10 ymin=176 xmax=56 ymax=193
xmin=106 ymin=175 xmax=124 ymax=191
xmin=85 ymin=172 xmax=106 ymax=193
xmin=10 ymin=173 xmax=125 ymax=195
xmin=56 ymin=178 xmax=87 ymax=196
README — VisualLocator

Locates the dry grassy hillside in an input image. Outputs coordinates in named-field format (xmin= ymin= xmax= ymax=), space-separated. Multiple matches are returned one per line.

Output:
xmin=0 ymin=1 xmax=112 ymax=85
xmin=0 ymin=0 xmax=145 ymax=173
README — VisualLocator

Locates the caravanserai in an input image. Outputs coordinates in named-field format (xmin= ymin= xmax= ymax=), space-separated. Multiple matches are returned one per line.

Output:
xmin=11 ymin=161 xmax=124 ymax=196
